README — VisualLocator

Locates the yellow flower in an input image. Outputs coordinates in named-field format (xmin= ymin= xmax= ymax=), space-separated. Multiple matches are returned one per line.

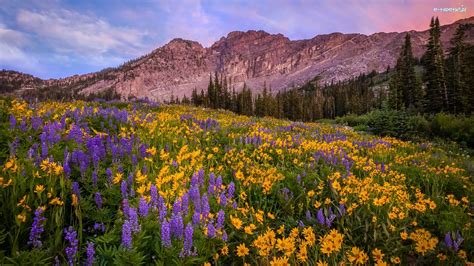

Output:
xmin=17 ymin=213 xmax=26 ymax=223
xmin=146 ymin=146 xmax=157 ymax=156
xmin=235 ymin=170 xmax=244 ymax=180
xmin=372 ymin=248 xmax=384 ymax=262
xmin=458 ymin=250 xmax=467 ymax=259
xmin=231 ymin=215 xmax=243 ymax=230
xmin=50 ymin=197 xmax=64 ymax=206
xmin=270 ymin=256 xmax=290 ymax=266
xmin=437 ymin=253 xmax=447 ymax=261
xmin=400 ymin=231 xmax=408 ymax=240
xmin=34 ymin=184 xmax=45 ymax=194
xmin=203 ymin=262 xmax=211 ymax=266
xmin=316 ymin=261 xmax=328 ymax=266
xmin=244 ymin=224 xmax=256 ymax=235
xmin=236 ymin=243 xmax=249 ymax=257
xmin=221 ymin=245 xmax=229 ymax=256
xmin=313 ymin=201 xmax=322 ymax=208
xmin=113 ymin=173 xmax=123 ymax=184
xmin=390 ymin=256 xmax=401 ymax=264
xmin=346 ymin=246 xmax=368 ymax=265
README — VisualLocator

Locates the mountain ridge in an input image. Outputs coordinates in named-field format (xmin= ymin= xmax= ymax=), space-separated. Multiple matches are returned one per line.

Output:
xmin=1 ymin=16 xmax=474 ymax=100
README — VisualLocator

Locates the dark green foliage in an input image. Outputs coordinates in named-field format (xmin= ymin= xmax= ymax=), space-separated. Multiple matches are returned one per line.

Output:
xmin=423 ymin=17 xmax=448 ymax=113
xmin=389 ymin=34 xmax=423 ymax=111
xmin=190 ymin=71 xmax=387 ymax=122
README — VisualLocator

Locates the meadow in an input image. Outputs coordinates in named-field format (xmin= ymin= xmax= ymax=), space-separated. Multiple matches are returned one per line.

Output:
xmin=0 ymin=98 xmax=472 ymax=265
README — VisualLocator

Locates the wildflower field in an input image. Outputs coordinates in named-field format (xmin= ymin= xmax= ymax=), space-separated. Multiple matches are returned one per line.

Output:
xmin=0 ymin=98 xmax=472 ymax=265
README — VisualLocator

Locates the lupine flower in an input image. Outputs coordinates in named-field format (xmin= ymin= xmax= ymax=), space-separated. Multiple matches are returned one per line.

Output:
xmin=215 ymin=175 xmax=223 ymax=192
xmin=93 ymin=222 xmax=106 ymax=232
xmin=85 ymin=242 xmax=95 ymax=266
xmin=222 ymin=230 xmax=228 ymax=242
xmin=64 ymin=226 xmax=78 ymax=266
xmin=216 ymin=210 xmax=225 ymax=229
xmin=161 ymin=220 xmax=171 ymax=247
xmin=158 ymin=196 xmax=167 ymax=221
xmin=445 ymin=231 xmax=464 ymax=251
xmin=181 ymin=193 xmax=189 ymax=215
xmin=150 ymin=185 xmax=158 ymax=208
xmin=180 ymin=223 xmax=194 ymax=257
xmin=120 ymin=180 xmax=128 ymax=199
xmin=201 ymin=194 xmax=210 ymax=220
xmin=219 ymin=192 xmax=227 ymax=206
xmin=28 ymin=207 xmax=46 ymax=248
xmin=170 ymin=213 xmax=184 ymax=239
xmin=139 ymin=197 xmax=149 ymax=217
xmin=192 ymin=211 xmax=200 ymax=225
xmin=128 ymin=208 xmax=140 ymax=233
xmin=317 ymin=209 xmax=325 ymax=225
xmin=72 ymin=182 xmax=80 ymax=202
xmin=92 ymin=170 xmax=98 ymax=187
xmin=207 ymin=222 xmax=215 ymax=238
xmin=95 ymin=192 xmax=103 ymax=209
xmin=227 ymin=182 xmax=235 ymax=199
xmin=122 ymin=220 xmax=132 ymax=249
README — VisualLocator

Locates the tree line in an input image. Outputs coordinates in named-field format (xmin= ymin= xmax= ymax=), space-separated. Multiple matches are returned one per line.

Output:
xmin=389 ymin=17 xmax=474 ymax=114
xmin=177 ymin=17 xmax=472 ymax=121
xmin=179 ymin=71 xmax=387 ymax=121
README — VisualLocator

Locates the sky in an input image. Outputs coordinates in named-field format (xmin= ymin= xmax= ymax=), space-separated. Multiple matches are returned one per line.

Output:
xmin=0 ymin=0 xmax=473 ymax=79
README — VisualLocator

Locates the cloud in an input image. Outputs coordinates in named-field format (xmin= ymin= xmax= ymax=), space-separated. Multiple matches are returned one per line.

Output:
xmin=16 ymin=8 xmax=149 ymax=57
xmin=0 ymin=23 xmax=39 ymax=72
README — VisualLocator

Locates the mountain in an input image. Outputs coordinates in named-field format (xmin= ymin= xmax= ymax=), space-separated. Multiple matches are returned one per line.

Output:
xmin=2 ymin=17 xmax=474 ymax=101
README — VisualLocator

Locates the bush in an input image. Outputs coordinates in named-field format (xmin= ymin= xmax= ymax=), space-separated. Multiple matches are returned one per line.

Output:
xmin=431 ymin=113 xmax=474 ymax=147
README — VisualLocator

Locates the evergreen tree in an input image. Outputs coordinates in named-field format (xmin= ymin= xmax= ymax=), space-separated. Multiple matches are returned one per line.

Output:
xmin=446 ymin=24 xmax=471 ymax=113
xmin=423 ymin=17 xmax=448 ymax=112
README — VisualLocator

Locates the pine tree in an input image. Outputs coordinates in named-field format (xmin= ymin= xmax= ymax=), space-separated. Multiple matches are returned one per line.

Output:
xmin=423 ymin=17 xmax=448 ymax=113
xmin=446 ymin=24 xmax=471 ymax=113
xmin=389 ymin=34 xmax=423 ymax=111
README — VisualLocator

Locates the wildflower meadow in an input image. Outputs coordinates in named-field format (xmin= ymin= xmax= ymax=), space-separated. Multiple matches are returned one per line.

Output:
xmin=0 ymin=98 xmax=472 ymax=265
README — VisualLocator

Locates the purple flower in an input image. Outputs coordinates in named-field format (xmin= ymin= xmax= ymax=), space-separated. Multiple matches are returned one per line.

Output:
xmin=95 ymin=192 xmax=103 ymax=209
xmin=92 ymin=170 xmax=98 ymax=187
xmin=72 ymin=182 xmax=80 ymax=202
xmin=192 ymin=211 xmax=200 ymax=225
xmin=207 ymin=222 xmax=215 ymax=238
xmin=85 ymin=242 xmax=95 ymax=266
xmin=222 ymin=230 xmax=228 ymax=242
xmin=64 ymin=226 xmax=78 ymax=266
xmin=139 ymin=197 xmax=149 ymax=217
xmin=161 ymin=220 xmax=171 ymax=247
xmin=219 ymin=193 xmax=227 ymax=206
xmin=215 ymin=175 xmax=223 ymax=192
xmin=150 ymin=185 xmax=158 ymax=208
xmin=180 ymin=223 xmax=194 ymax=257
xmin=158 ymin=196 xmax=167 ymax=221
xmin=181 ymin=193 xmax=189 ymax=215
xmin=120 ymin=180 xmax=128 ymax=199
xmin=122 ymin=220 xmax=132 ymax=249
xmin=208 ymin=173 xmax=215 ymax=195
xmin=93 ymin=222 xmax=106 ymax=232
xmin=28 ymin=207 xmax=46 ymax=248
xmin=172 ymin=199 xmax=182 ymax=215
xmin=170 ymin=213 xmax=184 ymax=239
xmin=201 ymin=194 xmax=210 ymax=220
xmin=216 ymin=210 xmax=225 ymax=229
xmin=317 ymin=209 xmax=325 ymax=225
xmin=227 ymin=182 xmax=235 ymax=199
xmin=128 ymin=208 xmax=141 ymax=233
xmin=9 ymin=114 xmax=16 ymax=129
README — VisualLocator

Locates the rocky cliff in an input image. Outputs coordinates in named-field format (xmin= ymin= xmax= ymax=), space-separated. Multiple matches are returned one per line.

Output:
xmin=2 ymin=16 xmax=474 ymax=100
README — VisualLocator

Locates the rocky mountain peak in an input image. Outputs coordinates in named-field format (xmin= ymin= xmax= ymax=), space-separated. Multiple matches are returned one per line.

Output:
xmin=1 ymin=16 xmax=474 ymax=101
